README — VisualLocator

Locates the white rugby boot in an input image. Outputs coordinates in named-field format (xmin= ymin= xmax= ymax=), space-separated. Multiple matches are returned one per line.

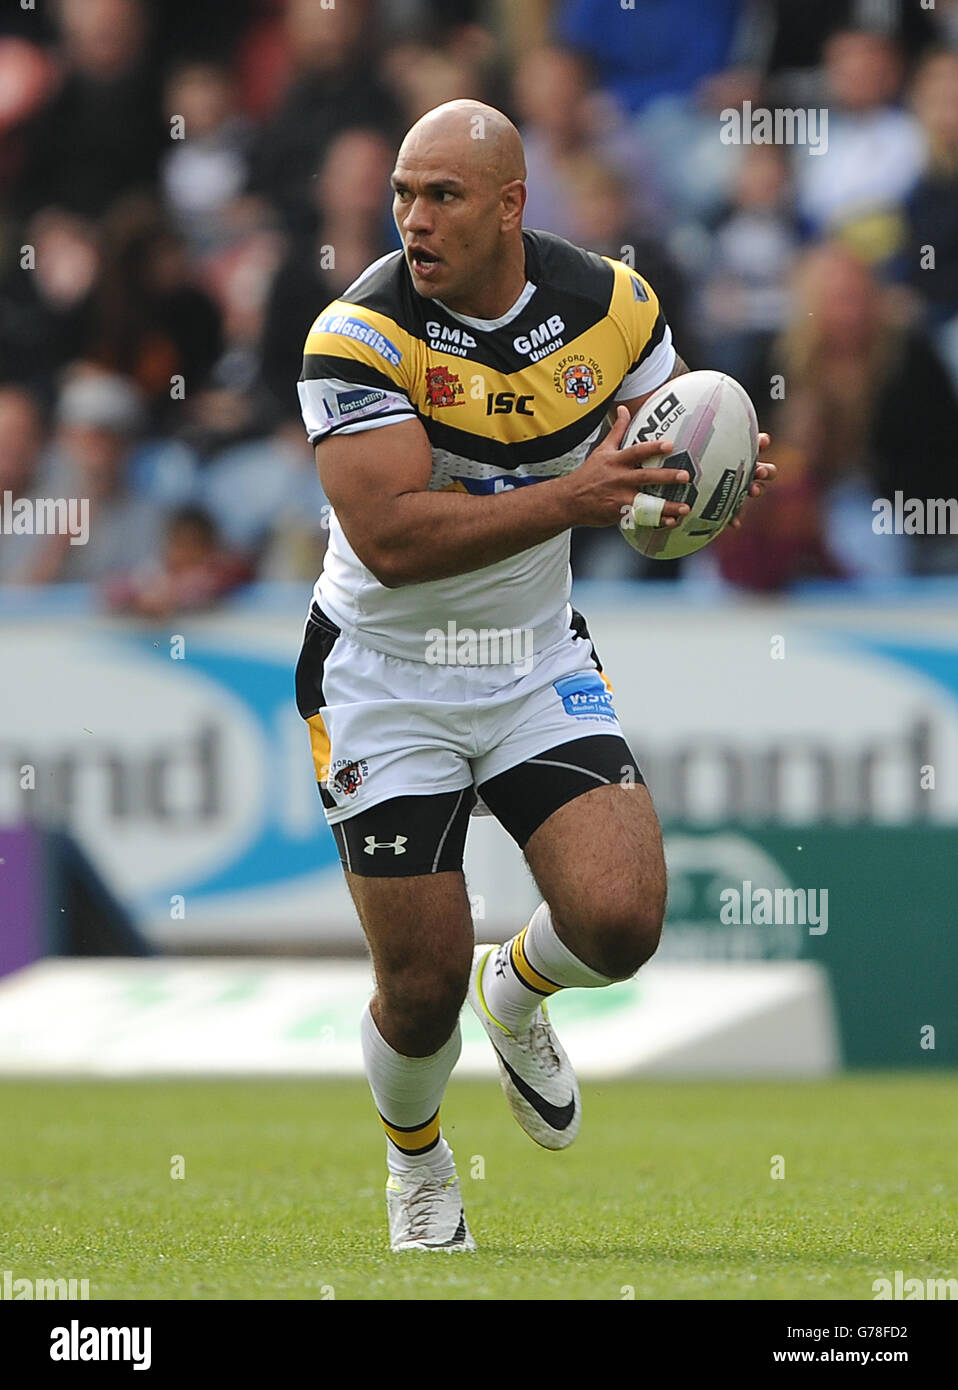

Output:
xmin=468 ymin=943 xmax=581 ymax=1150
xmin=386 ymin=1167 xmax=476 ymax=1252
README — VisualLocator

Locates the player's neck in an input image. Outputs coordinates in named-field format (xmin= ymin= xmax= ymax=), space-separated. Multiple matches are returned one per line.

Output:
xmin=437 ymin=245 xmax=528 ymax=321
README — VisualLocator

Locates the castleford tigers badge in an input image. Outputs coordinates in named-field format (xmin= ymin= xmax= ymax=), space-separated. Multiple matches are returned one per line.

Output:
xmin=553 ymin=355 xmax=604 ymax=404
xmin=331 ymin=758 xmax=369 ymax=795
xmin=563 ymin=364 xmax=595 ymax=402
xmin=425 ymin=366 xmax=464 ymax=407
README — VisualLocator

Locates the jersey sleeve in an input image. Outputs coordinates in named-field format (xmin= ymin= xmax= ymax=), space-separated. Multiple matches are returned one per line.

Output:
xmin=608 ymin=263 xmax=677 ymax=403
xmin=297 ymin=302 xmax=418 ymax=445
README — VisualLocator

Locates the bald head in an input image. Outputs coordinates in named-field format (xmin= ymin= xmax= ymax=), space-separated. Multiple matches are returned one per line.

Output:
xmin=399 ymin=100 xmax=526 ymax=191
xmin=391 ymin=100 xmax=528 ymax=315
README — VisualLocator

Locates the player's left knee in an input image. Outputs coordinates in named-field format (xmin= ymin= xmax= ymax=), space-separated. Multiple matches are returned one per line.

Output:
xmin=593 ymin=899 xmax=664 ymax=980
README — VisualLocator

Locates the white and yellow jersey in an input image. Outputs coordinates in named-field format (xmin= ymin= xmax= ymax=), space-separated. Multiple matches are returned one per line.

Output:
xmin=297 ymin=228 xmax=675 ymax=662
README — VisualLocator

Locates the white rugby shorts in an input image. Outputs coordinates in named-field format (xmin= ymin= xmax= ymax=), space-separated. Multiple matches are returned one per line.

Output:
xmin=295 ymin=601 xmax=628 ymax=826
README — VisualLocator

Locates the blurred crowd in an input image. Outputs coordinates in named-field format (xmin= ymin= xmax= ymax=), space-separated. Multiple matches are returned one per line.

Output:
xmin=1 ymin=0 xmax=958 ymax=607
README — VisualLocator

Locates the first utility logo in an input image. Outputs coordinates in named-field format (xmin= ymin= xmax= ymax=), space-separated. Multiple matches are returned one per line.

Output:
xmin=50 ymin=1321 xmax=151 ymax=1371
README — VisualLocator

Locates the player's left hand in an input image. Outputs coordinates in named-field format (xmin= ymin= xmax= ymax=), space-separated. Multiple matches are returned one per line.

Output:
xmin=729 ymin=432 xmax=776 ymax=529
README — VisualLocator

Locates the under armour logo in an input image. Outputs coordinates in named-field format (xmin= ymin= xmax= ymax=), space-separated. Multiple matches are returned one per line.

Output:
xmin=363 ymin=836 xmax=407 ymax=855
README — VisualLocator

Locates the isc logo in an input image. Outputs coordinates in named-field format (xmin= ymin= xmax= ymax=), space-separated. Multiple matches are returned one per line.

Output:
xmin=632 ymin=392 xmax=684 ymax=442
xmin=486 ymin=391 xmax=534 ymax=415
xmin=513 ymin=316 xmax=565 ymax=354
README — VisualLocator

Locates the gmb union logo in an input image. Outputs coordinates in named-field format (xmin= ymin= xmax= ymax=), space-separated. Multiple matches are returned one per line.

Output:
xmin=425 ymin=365 xmax=464 ymax=407
xmin=554 ymin=356 xmax=603 ymax=404
xmin=331 ymin=758 xmax=368 ymax=796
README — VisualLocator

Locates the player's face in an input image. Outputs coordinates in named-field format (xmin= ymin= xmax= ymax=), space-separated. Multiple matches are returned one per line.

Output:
xmin=391 ymin=152 xmax=505 ymax=304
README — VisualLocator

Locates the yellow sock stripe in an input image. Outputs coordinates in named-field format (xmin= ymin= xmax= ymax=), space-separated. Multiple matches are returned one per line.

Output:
xmin=378 ymin=1108 xmax=441 ymax=1155
xmin=511 ymin=927 xmax=563 ymax=996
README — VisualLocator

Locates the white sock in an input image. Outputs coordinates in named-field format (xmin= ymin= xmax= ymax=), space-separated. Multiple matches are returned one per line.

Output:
xmin=478 ymin=901 xmax=614 ymax=1034
xmin=360 ymin=1002 xmax=459 ymax=1179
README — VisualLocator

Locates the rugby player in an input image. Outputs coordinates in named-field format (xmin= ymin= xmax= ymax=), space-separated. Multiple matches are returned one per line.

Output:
xmin=295 ymin=100 xmax=775 ymax=1250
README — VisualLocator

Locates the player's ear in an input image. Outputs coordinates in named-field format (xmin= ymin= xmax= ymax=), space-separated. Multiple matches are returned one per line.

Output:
xmin=500 ymin=179 xmax=526 ymax=231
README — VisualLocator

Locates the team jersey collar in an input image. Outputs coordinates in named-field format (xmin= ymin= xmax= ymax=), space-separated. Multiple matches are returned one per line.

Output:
xmin=431 ymin=230 xmax=538 ymax=331
xmin=433 ymin=278 xmax=536 ymax=331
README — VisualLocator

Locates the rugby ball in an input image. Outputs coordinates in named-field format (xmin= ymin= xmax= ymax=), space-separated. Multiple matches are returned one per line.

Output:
xmin=618 ymin=370 xmax=759 ymax=559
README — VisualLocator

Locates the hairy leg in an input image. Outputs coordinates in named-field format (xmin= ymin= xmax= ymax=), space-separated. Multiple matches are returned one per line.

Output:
xmin=522 ymin=782 xmax=666 ymax=980
xmin=345 ymin=869 xmax=475 ymax=1056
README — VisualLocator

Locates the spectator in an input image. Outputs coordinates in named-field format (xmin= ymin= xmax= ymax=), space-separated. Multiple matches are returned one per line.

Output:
xmin=758 ymin=0 xmax=938 ymax=104
xmin=0 ymin=208 xmax=100 ymax=394
xmin=11 ymin=0 xmax=165 ymax=220
xmin=104 ymin=502 xmax=252 ymax=616
xmin=0 ymin=36 xmax=58 ymax=196
xmin=1 ymin=0 xmax=953 ymax=601
xmin=565 ymin=159 xmax=696 ymax=360
xmin=160 ymin=62 xmax=254 ymax=257
xmin=381 ymin=24 xmax=498 ymax=130
xmin=635 ymin=67 xmax=759 ymax=227
xmin=83 ymin=197 xmax=223 ymax=428
xmin=699 ymin=144 xmax=803 ymax=379
xmin=513 ymin=45 xmax=664 ymax=243
xmin=713 ymin=396 xmax=842 ymax=591
xmin=0 ymin=386 xmax=47 ymax=582
xmin=202 ymin=420 xmax=329 ymax=573
xmin=245 ymin=0 xmax=400 ymax=237
xmin=259 ymin=127 xmax=395 ymax=421
xmin=793 ymin=30 xmax=927 ymax=265
xmin=752 ymin=244 xmax=958 ymax=580
xmin=19 ymin=370 xmax=164 ymax=585
xmin=184 ymin=198 xmax=286 ymax=453
xmin=906 ymin=48 xmax=958 ymax=385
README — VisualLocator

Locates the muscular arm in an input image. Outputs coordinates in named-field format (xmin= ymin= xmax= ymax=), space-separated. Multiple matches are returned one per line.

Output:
xmin=317 ymin=418 xmax=581 ymax=587
xmin=316 ymin=409 xmax=688 ymax=587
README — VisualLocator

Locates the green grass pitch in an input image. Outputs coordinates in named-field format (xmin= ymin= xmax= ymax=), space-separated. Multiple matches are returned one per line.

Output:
xmin=1 ymin=1076 xmax=956 ymax=1300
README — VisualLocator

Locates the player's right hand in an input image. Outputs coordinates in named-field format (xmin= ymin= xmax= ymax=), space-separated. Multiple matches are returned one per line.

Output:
xmin=562 ymin=405 xmax=692 ymax=529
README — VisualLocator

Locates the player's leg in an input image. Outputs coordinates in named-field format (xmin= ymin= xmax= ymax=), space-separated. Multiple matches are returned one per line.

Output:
xmin=470 ymin=734 xmax=655 ymax=1146
xmin=507 ymin=777 xmax=665 ymax=996
xmin=295 ymin=606 xmax=479 ymax=1247
xmin=476 ymin=729 xmax=662 ymax=1028
xmin=480 ymin=609 xmax=664 ymax=988
xmin=352 ymin=869 xmax=474 ymax=1057
xmin=346 ymin=860 xmax=474 ymax=1168
xmin=329 ymin=790 xmax=479 ymax=1250
xmin=466 ymin=605 xmax=661 ymax=1147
